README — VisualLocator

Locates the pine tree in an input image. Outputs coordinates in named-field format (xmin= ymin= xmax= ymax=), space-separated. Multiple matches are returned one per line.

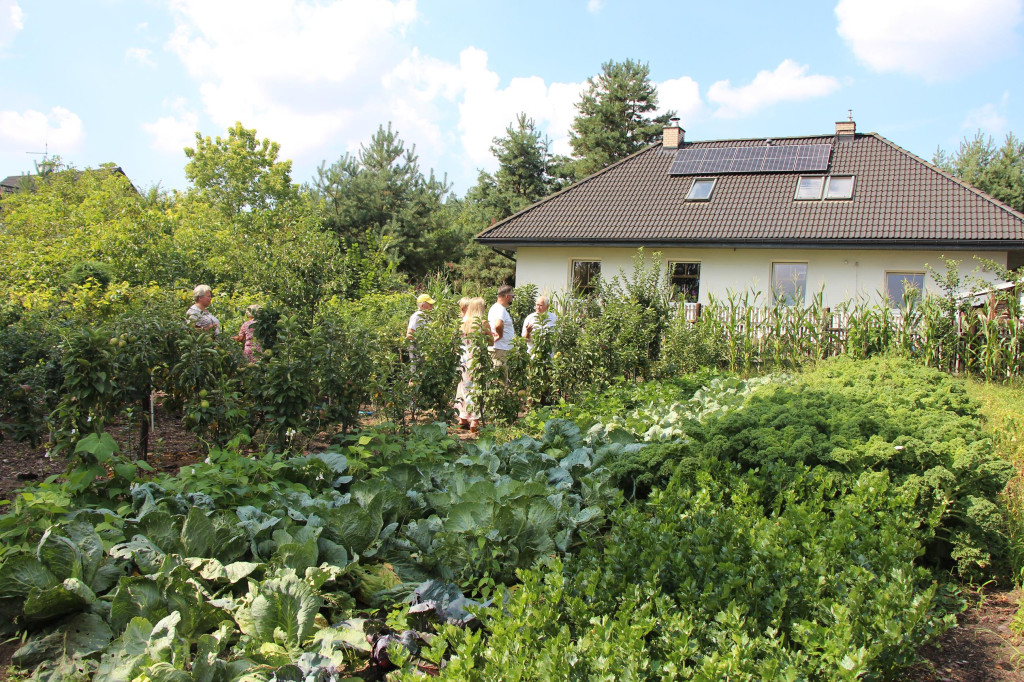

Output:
xmin=491 ymin=113 xmax=568 ymax=209
xmin=313 ymin=124 xmax=460 ymax=281
xmin=452 ymin=114 xmax=570 ymax=289
xmin=934 ymin=131 xmax=1024 ymax=212
xmin=568 ymin=59 xmax=674 ymax=179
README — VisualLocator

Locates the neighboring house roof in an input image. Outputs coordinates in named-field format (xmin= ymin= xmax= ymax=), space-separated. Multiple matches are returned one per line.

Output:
xmin=476 ymin=131 xmax=1024 ymax=250
xmin=0 ymin=175 xmax=28 ymax=194
xmin=0 ymin=166 xmax=135 ymax=196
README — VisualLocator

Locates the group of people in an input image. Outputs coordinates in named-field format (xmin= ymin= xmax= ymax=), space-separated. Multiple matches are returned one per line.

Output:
xmin=185 ymin=284 xmax=262 ymax=362
xmin=407 ymin=284 xmax=557 ymax=433
xmin=187 ymin=282 xmax=556 ymax=432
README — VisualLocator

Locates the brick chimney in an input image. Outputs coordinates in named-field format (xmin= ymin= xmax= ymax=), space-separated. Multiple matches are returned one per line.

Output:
xmin=835 ymin=118 xmax=855 ymax=142
xmin=663 ymin=117 xmax=684 ymax=149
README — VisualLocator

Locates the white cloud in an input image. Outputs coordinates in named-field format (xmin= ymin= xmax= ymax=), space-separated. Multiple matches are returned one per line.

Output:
xmin=961 ymin=92 xmax=1011 ymax=138
xmin=142 ymin=98 xmax=199 ymax=155
xmin=126 ymin=47 xmax=156 ymax=68
xmin=164 ymin=0 xmax=708 ymax=189
xmin=587 ymin=0 xmax=603 ymax=13
xmin=707 ymin=60 xmax=840 ymax=119
xmin=0 ymin=107 xmax=84 ymax=154
xmin=835 ymin=0 xmax=1024 ymax=80
xmin=0 ymin=0 xmax=24 ymax=47
xmin=162 ymin=0 xmax=590 ymax=186
xmin=164 ymin=0 xmax=418 ymax=157
xmin=656 ymin=76 xmax=705 ymax=127
xmin=454 ymin=49 xmax=583 ymax=166
xmin=382 ymin=47 xmax=585 ymax=175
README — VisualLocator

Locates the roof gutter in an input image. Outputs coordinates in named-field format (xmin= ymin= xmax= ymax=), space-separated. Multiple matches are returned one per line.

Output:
xmin=476 ymin=238 xmax=1024 ymax=250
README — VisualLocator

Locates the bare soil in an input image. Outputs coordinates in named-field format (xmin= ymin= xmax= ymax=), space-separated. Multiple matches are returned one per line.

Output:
xmin=909 ymin=587 xmax=1024 ymax=681
xmin=0 ymin=404 xmax=205 ymax=508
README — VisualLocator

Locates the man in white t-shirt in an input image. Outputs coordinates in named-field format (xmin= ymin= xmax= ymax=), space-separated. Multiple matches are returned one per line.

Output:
xmin=522 ymin=295 xmax=557 ymax=355
xmin=487 ymin=284 xmax=515 ymax=367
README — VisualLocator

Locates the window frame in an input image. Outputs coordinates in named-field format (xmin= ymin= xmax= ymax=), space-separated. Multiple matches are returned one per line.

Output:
xmin=570 ymin=259 xmax=602 ymax=296
xmin=884 ymin=271 xmax=925 ymax=308
xmin=685 ymin=178 xmax=716 ymax=202
xmin=794 ymin=176 xmax=825 ymax=201
xmin=771 ymin=261 xmax=808 ymax=306
xmin=824 ymin=175 xmax=855 ymax=200
xmin=666 ymin=260 xmax=701 ymax=303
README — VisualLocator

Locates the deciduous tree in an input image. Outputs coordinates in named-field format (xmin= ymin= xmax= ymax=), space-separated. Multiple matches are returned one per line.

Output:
xmin=184 ymin=122 xmax=298 ymax=217
xmin=0 ymin=161 xmax=172 ymax=289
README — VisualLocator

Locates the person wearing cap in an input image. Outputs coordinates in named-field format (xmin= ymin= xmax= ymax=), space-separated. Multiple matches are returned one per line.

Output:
xmin=407 ymin=293 xmax=435 ymax=339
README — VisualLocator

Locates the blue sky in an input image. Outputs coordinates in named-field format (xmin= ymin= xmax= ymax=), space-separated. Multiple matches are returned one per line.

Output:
xmin=0 ymin=0 xmax=1021 ymax=196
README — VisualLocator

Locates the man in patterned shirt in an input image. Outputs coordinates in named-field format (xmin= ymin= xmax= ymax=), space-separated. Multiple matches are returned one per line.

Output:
xmin=186 ymin=284 xmax=220 ymax=334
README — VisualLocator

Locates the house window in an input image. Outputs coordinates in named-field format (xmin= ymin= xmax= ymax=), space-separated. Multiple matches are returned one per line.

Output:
xmin=825 ymin=176 xmax=855 ymax=199
xmin=571 ymin=260 xmax=601 ymax=296
xmin=686 ymin=178 xmax=716 ymax=201
xmin=885 ymin=272 xmax=925 ymax=307
xmin=668 ymin=262 xmax=701 ymax=302
xmin=772 ymin=262 xmax=808 ymax=305
xmin=795 ymin=176 xmax=825 ymax=200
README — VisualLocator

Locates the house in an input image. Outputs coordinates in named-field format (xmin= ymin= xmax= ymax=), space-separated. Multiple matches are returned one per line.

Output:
xmin=475 ymin=120 xmax=1024 ymax=308
xmin=0 ymin=174 xmax=27 ymax=197
xmin=0 ymin=165 xmax=136 ymax=198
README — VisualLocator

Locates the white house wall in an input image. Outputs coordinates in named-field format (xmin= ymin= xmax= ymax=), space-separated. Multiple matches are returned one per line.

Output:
xmin=514 ymin=246 xmax=1007 ymax=308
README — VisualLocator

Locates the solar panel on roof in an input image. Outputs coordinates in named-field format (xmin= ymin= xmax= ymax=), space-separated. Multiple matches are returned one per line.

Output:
xmin=730 ymin=147 xmax=765 ymax=173
xmin=796 ymin=144 xmax=831 ymax=171
xmin=668 ymin=143 xmax=832 ymax=175
xmin=763 ymin=145 xmax=798 ymax=172
xmin=666 ymin=147 xmax=706 ymax=175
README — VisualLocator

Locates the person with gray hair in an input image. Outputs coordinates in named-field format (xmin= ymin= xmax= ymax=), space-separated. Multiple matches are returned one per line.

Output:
xmin=186 ymin=284 xmax=220 ymax=334
xmin=522 ymin=295 xmax=557 ymax=355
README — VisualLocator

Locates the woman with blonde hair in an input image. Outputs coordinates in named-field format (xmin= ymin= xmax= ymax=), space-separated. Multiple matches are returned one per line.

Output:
xmin=455 ymin=297 xmax=488 ymax=432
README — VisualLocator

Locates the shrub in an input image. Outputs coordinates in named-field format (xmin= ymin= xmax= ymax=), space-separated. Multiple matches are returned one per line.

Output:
xmin=66 ymin=260 xmax=113 ymax=288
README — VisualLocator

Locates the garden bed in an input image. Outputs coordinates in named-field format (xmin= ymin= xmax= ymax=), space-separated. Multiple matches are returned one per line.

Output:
xmin=0 ymin=359 xmax=1022 ymax=679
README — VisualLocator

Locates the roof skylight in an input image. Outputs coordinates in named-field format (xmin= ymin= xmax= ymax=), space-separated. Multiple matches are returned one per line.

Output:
xmin=795 ymin=176 xmax=824 ymax=200
xmin=825 ymin=176 xmax=854 ymax=199
xmin=686 ymin=178 xmax=716 ymax=201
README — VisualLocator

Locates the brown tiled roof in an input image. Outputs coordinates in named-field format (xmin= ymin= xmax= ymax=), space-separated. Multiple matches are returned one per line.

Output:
xmin=1 ymin=175 xmax=29 ymax=192
xmin=476 ymin=133 xmax=1024 ymax=249
xmin=0 ymin=166 xmax=134 ymax=195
